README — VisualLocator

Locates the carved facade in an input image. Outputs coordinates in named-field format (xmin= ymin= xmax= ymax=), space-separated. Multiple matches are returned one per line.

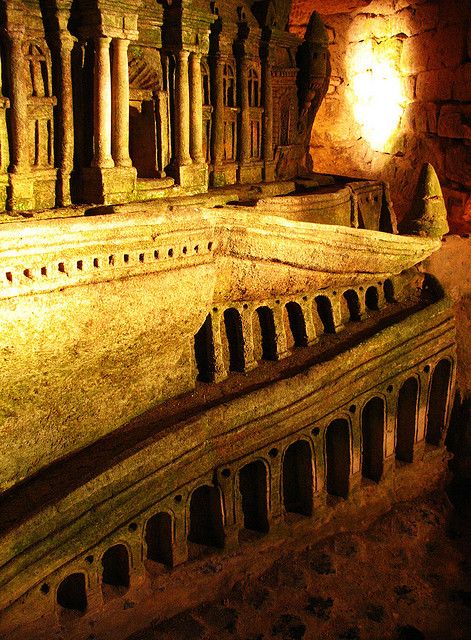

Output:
xmin=0 ymin=0 xmax=324 ymax=210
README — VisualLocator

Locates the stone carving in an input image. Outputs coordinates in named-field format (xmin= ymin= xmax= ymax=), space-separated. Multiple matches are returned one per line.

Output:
xmin=296 ymin=11 xmax=331 ymax=171
xmin=0 ymin=0 xmax=333 ymax=209
xmin=398 ymin=163 xmax=449 ymax=238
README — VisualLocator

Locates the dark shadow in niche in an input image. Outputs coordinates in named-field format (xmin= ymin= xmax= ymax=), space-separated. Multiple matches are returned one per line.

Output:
xmin=426 ymin=359 xmax=452 ymax=446
xmin=365 ymin=286 xmax=379 ymax=311
xmin=224 ymin=307 xmax=245 ymax=372
xmin=286 ymin=301 xmax=308 ymax=346
xmin=325 ymin=419 xmax=350 ymax=499
xmin=145 ymin=512 xmax=173 ymax=567
xmin=383 ymin=278 xmax=395 ymax=303
xmin=315 ymin=296 xmax=336 ymax=333
xmin=239 ymin=460 xmax=269 ymax=538
xmin=57 ymin=572 xmax=87 ymax=615
xmin=256 ymin=306 xmax=278 ymax=360
xmin=361 ymin=397 xmax=385 ymax=482
xmin=396 ymin=378 xmax=418 ymax=463
xmin=283 ymin=440 xmax=313 ymax=517
xmin=194 ymin=314 xmax=216 ymax=382
xmin=188 ymin=485 xmax=225 ymax=556
xmin=101 ymin=544 xmax=130 ymax=600
xmin=343 ymin=289 xmax=361 ymax=322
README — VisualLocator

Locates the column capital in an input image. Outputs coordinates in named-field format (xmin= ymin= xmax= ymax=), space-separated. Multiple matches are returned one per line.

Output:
xmin=113 ymin=37 xmax=130 ymax=47
xmin=178 ymin=49 xmax=190 ymax=61
xmin=95 ymin=35 xmax=112 ymax=49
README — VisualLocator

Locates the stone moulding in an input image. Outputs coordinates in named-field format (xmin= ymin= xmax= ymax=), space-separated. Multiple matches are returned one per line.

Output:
xmin=0 ymin=204 xmax=441 ymax=301
xmin=0 ymin=295 xmax=456 ymax=637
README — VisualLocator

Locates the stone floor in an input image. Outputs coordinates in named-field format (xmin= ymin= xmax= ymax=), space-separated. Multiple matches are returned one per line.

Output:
xmin=127 ymin=486 xmax=471 ymax=640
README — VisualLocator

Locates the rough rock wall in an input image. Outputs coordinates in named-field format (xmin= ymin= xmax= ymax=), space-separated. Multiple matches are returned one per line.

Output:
xmin=290 ymin=0 xmax=471 ymax=233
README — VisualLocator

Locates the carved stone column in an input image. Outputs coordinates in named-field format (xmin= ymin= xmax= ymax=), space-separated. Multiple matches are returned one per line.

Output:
xmin=7 ymin=28 xmax=28 ymax=174
xmin=57 ymin=34 xmax=75 ymax=205
xmin=92 ymin=36 xmax=114 ymax=168
xmin=189 ymin=52 xmax=204 ymax=165
xmin=272 ymin=304 xmax=289 ymax=359
xmin=212 ymin=56 xmax=224 ymax=167
xmin=175 ymin=50 xmax=192 ymax=167
xmin=239 ymin=55 xmax=250 ymax=166
xmin=111 ymin=38 xmax=132 ymax=168
xmin=262 ymin=54 xmax=273 ymax=180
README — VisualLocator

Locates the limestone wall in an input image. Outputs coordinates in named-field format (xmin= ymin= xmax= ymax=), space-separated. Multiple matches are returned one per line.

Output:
xmin=290 ymin=0 xmax=471 ymax=233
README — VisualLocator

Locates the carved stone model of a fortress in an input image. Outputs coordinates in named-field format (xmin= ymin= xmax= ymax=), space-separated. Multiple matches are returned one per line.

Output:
xmin=0 ymin=1 xmax=457 ymax=639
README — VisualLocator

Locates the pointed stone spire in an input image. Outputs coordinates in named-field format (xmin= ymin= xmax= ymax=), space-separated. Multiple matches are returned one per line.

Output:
xmin=398 ymin=163 xmax=449 ymax=238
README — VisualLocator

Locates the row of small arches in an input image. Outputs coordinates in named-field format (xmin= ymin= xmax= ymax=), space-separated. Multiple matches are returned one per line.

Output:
xmin=195 ymin=280 xmax=395 ymax=380
xmin=52 ymin=358 xmax=452 ymax=615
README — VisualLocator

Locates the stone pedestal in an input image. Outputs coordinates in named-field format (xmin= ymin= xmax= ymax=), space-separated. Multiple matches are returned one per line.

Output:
xmin=211 ymin=162 xmax=237 ymax=187
xmin=263 ymin=160 xmax=276 ymax=183
xmin=237 ymin=162 xmax=263 ymax=185
xmin=173 ymin=162 xmax=208 ymax=191
xmin=82 ymin=166 xmax=137 ymax=205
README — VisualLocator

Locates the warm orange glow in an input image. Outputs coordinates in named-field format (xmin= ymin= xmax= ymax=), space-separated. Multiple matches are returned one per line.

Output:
xmin=347 ymin=39 xmax=407 ymax=151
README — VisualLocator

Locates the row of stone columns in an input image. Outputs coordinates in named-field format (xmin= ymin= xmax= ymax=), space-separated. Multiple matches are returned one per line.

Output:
xmin=175 ymin=50 xmax=205 ymax=167
xmin=92 ymin=36 xmax=131 ymax=170
xmin=210 ymin=53 xmax=274 ymax=171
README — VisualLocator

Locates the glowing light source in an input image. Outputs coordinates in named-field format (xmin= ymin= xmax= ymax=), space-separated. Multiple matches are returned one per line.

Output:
xmin=348 ymin=40 xmax=407 ymax=151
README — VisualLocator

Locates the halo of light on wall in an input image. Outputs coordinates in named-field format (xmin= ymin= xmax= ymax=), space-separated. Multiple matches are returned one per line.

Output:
xmin=347 ymin=39 xmax=407 ymax=152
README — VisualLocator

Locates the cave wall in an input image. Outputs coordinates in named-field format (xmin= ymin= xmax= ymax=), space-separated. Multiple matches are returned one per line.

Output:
xmin=290 ymin=0 xmax=471 ymax=233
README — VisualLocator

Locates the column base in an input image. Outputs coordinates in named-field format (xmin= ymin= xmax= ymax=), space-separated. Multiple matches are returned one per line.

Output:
xmin=82 ymin=166 xmax=137 ymax=205
xmin=171 ymin=162 xmax=208 ymax=191
xmin=237 ymin=161 xmax=263 ymax=185
xmin=211 ymin=162 xmax=237 ymax=187
xmin=263 ymin=160 xmax=276 ymax=182
xmin=56 ymin=167 xmax=72 ymax=207
xmin=0 ymin=173 xmax=8 ymax=211
xmin=8 ymin=169 xmax=57 ymax=211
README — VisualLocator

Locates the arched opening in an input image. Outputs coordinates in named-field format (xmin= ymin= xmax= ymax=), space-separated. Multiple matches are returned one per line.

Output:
xmin=188 ymin=485 xmax=225 ymax=548
xmin=223 ymin=63 xmax=235 ymax=107
xmin=285 ymin=301 xmax=308 ymax=347
xmin=396 ymin=378 xmax=419 ymax=463
xmin=315 ymin=296 xmax=336 ymax=333
xmin=384 ymin=279 xmax=395 ymax=303
xmin=223 ymin=308 xmax=245 ymax=372
xmin=426 ymin=359 xmax=452 ymax=446
xmin=325 ymin=419 xmax=350 ymax=498
xmin=343 ymin=289 xmax=361 ymax=322
xmin=145 ymin=512 xmax=173 ymax=566
xmin=194 ymin=314 xmax=215 ymax=382
xmin=256 ymin=306 xmax=277 ymax=361
xmin=361 ymin=397 xmax=385 ymax=482
xmin=239 ymin=460 xmax=269 ymax=533
xmin=283 ymin=440 xmax=313 ymax=517
xmin=101 ymin=544 xmax=130 ymax=595
xmin=365 ymin=286 xmax=379 ymax=310
xmin=57 ymin=573 xmax=87 ymax=613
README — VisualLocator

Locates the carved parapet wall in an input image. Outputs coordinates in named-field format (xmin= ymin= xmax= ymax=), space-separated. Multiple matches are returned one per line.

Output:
xmin=0 ymin=191 xmax=443 ymax=492
xmin=0 ymin=291 xmax=456 ymax=639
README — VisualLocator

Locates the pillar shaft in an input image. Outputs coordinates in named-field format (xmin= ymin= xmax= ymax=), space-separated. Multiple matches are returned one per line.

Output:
xmin=189 ymin=52 xmax=204 ymax=164
xmin=239 ymin=56 xmax=250 ymax=164
xmin=175 ymin=50 xmax=191 ymax=166
xmin=92 ymin=36 xmax=114 ymax=168
xmin=8 ymin=30 xmax=28 ymax=173
xmin=58 ymin=35 xmax=75 ymax=205
xmin=111 ymin=38 xmax=132 ymax=168
xmin=212 ymin=56 xmax=224 ymax=166
xmin=262 ymin=56 xmax=273 ymax=163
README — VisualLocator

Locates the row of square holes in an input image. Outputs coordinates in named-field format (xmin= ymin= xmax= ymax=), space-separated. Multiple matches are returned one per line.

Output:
xmin=5 ymin=242 xmax=214 ymax=284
